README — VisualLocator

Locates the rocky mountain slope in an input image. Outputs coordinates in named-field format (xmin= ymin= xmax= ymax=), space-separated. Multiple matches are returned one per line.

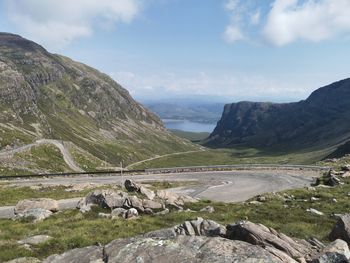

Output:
xmin=0 ymin=33 xmax=197 ymax=173
xmin=206 ymin=78 xmax=350 ymax=154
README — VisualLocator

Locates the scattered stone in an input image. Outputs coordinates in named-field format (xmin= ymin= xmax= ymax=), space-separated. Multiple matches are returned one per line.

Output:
xmin=143 ymin=208 xmax=154 ymax=215
xmin=329 ymin=213 xmax=350 ymax=244
xmin=65 ymin=183 xmax=97 ymax=192
xmin=332 ymin=198 xmax=338 ymax=203
xmin=199 ymin=206 xmax=215 ymax=213
xmin=15 ymin=198 xmax=59 ymax=214
xmin=307 ymin=208 xmax=324 ymax=216
xmin=124 ymin=179 xmax=140 ymax=192
xmin=14 ymin=208 xmax=53 ymax=222
xmin=256 ymin=195 xmax=266 ymax=202
xmin=310 ymin=197 xmax=320 ymax=202
xmin=98 ymin=213 xmax=111 ymax=219
xmin=111 ymin=208 xmax=127 ymax=219
xmin=126 ymin=208 xmax=138 ymax=219
xmin=18 ymin=235 xmax=52 ymax=246
xmin=341 ymin=165 xmax=350 ymax=172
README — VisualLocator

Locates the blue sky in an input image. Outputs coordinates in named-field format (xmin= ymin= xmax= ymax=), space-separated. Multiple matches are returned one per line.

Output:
xmin=1 ymin=0 xmax=350 ymax=102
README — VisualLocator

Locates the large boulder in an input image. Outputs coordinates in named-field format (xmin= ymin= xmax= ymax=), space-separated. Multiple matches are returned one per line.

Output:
xmin=226 ymin=221 xmax=314 ymax=260
xmin=14 ymin=208 xmax=53 ymax=222
xmin=329 ymin=214 xmax=350 ymax=244
xmin=43 ymin=246 xmax=103 ymax=263
xmin=14 ymin=198 xmax=59 ymax=214
xmin=77 ymin=190 xmax=128 ymax=212
xmin=311 ymin=239 xmax=350 ymax=263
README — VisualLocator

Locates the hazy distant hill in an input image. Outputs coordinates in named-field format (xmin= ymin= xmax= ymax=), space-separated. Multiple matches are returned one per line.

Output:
xmin=205 ymin=78 xmax=350 ymax=154
xmin=0 ymin=33 xmax=197 ymax=172
xmin=145 ymin=101 xmax=224 ymax=124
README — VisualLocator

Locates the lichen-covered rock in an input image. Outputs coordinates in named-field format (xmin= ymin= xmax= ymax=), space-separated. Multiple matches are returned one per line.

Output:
xmin=104 ymin=235 xmax=285 ymax=263
xmin=18 ymin=235 xmax=52 ymax=246
xmin=14 ymin=208 xmax=53 ymax=222
xmin=43 ymin=246 xmax=103 ymax=263
xmin=226 ymin=221 xmax=314 ymax=259
xmin=15 ymin=198 xmax=59 ymax=214
xmin=311 ymin=239 xmax=350 ymax=262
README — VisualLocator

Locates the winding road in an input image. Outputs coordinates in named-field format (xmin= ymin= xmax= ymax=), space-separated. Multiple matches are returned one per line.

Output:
xmin=0 ymin=168 xmax=321 ymax=219
xmin=0 ymin=139 xmax=84 ymax=172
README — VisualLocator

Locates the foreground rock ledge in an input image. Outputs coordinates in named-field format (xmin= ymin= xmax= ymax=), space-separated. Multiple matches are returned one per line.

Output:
xmin=33 ymin=218 xmax=350 ymax=263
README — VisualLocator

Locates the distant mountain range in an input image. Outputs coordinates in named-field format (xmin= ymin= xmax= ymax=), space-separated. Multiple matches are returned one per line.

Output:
xmin=0 ymin=33 xmax=197 ymax=172
xmin=205 ymin=78 xmax=350 ymax=155
xmin=144 ymin=101 xmax=224 ymax=124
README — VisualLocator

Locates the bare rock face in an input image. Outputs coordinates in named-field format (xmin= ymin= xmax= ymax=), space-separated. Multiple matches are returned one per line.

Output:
xmin=226 ymin=221 xmax=315 ymax=260
xmin=329 ymin=214 xmax=350 ymax=244
xmin=14 ymin=198 xmax=59 ymax=214
xmin=43 ymin=246 xmax=103 ymax=263
xmin=104 ymin=235 xmax=285 ymax=263
xmin=174 ymin=217 xmax=226 ymax=237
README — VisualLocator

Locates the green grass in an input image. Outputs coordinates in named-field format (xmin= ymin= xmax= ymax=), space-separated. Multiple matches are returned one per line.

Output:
xmin=132 ymin=147 xmax=332 ymax=169
xmin=2 ymin=177 xmax=350 ymax=261
xmin=0 ymin=185 xmax=113 ymax=206
xmin=170 ymin=129 xmax=210 ymax=143
xmin=15 ymin=144 xmax=72 ymax=173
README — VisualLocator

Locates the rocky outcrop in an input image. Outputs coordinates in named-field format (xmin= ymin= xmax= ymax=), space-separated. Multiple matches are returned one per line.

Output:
xmin=226 ymin=221 xmax=316 ymax=261
xmin=44 ymin=219 xmax=345 ymax=263
xmin=14 ymin=208 xmax=53 ymax=222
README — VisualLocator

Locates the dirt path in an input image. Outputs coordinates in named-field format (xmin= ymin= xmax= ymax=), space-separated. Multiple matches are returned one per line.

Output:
xmin=0 ymin=139 xmax=83 ymax=172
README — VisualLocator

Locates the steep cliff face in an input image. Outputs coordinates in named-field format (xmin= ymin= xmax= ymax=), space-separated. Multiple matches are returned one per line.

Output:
xmin=206 ymin=78 xmax=350 ymax=151
xmin=0 ymin=33 xmax=196 ymax=167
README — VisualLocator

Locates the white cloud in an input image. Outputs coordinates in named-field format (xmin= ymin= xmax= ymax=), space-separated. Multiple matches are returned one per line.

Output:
xmin=224 ymin=25 xmax=244 ymax=43
xmin=263 ymin=0 xmax=350 ymax=46
xmin=111 ymin=70 xmax=326 ymax=102
xmin=224 ymin=0 xmax=350 ymax=46
xmin=5 ymin=0 xmax=142 ymax=48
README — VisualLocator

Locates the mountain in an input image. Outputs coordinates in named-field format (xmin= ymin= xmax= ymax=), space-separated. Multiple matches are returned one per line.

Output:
xmin=0 ymin=33 xmax=197 ymax=173
xmin=144 ymin=101 xmax=224 ymax=124
xmin=205 ymin=78 xmax=350 ymax=153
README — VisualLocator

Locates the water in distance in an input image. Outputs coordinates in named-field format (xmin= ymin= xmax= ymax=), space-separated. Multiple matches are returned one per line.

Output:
xmin=162 ymin=119 xmax=216 ymax=133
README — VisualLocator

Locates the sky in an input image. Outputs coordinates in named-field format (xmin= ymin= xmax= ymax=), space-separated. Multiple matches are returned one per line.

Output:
xmin=1 ymin=0 xmax=350 ymax=103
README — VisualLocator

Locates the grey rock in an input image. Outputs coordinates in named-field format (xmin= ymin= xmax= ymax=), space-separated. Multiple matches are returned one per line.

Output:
xmin=330 ymin=214 xmax=350 ymax=244
xmin=15 ymin=198 xmax=59 ymax=214
xmin=43 ymin=246 xmax=103 ymax=263
xmin=155 ymin=208 xmax=169 ymax=216
xmin=126 ymin=208 xmax=138 ymax=219
xmin=307 ymin=208 xmax=324 ymax=216
xmin=104 ymin=235 xmax=285 ymax=263
xmin=98 ymin=212 xmax=111 ymax=219
xmin=226 ymin=221 xmax=314 ymax=259
xmin=139 ymin=186 xmax=155 ymax=200
xmin=142 ymin=199 xmax=163 ymax=210
xmin=14 ymin=208 xmax=53 ymax=222
xmin=128 ymin=196 xmax=144 ymax=212
xmin=18 ymin=235 xmax=52 ymax=246
xmin=200 ymin=206 xmax=215 ymax=213
xmin=111 ymin=208 xmax=127 ymax=219
xmin=78 ymin=190 xmax=129 ymax=211
xmin=174 ymin=218 xmax=225 ymax=237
